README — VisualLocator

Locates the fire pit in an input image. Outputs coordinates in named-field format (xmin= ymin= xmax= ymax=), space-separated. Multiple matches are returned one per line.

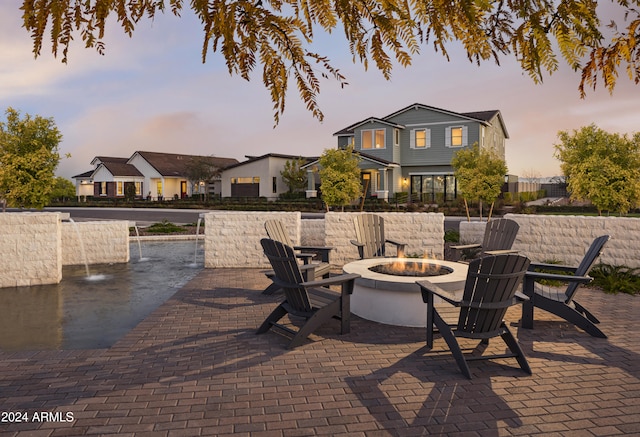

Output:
xmin=342 ymin=258 xmax=468 ymax=327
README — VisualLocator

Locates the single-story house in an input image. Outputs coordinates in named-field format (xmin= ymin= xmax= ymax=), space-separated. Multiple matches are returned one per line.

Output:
xmin=73 ymin=152 xmax=239 ymax=200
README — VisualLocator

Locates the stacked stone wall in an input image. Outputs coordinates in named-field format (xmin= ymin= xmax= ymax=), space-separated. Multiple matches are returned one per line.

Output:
xmin=301 ymin=219 xmax=326 ymax=246
xmin=204 ymin=211 xmax=300 ymax=268
xmin=459 ymin=214 xmax=640 ymax=267
xmin=324 ymin=212 xmax=445 ymax=266
xmin=0 ymin=212 xmax=62 ymax=287
xmin=61 ymin=221 xmax=131 ymax=266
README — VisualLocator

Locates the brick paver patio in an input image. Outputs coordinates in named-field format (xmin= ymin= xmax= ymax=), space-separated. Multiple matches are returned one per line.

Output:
xmin=1 ymin=268 xmax=638 ymax=436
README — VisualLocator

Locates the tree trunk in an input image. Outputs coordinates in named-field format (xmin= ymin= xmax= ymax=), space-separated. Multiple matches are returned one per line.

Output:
xmin=464 ymin=198 xmax=471 ymax=222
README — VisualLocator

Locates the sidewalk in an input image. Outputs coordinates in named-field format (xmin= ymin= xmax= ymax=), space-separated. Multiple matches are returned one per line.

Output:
xmin=0 ymin=268 xmax=638 ymax=436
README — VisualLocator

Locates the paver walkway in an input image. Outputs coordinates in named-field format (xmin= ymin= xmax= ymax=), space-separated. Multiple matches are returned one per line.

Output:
xmin=1 ymin=269 xmax=639 ymax=436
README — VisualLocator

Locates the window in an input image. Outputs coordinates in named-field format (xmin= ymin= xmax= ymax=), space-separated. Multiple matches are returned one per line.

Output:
xmin=446 ymin=126 xmax=467 ymax=147
xmin=394 ymin=129 xmax=400 ymax=147
xmin=135 ymin=182 xmax=142 ymax=196
xmin=116 ymin=181 xmax=123 ymax=196
xmin=100 ymin=182 xmax=106 ymax=196
xmin=156 ymin=181 xmax=162 ymax=196
xmin=231 ymin=177 xmax=260 ymax=184
xmin=410 ymin=128 xmax=430 ymax=148
xmin=361 ymin=129 xmax=385 ymax=149
xmin=272 ymin=177 xmax=277 ymax=194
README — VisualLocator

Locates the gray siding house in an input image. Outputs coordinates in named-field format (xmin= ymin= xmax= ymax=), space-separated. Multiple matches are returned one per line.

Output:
xmin=330 ymin=103 xmax=508 ymax=202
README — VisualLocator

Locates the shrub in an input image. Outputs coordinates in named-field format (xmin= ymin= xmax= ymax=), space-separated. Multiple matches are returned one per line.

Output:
xmin=444 ymin=229 xmax=460 ymax=243
xmin=589 ymin=264 xmax=640 ymax=295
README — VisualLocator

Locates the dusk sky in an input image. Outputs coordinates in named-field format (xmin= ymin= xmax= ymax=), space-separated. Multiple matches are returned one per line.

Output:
xmin=1 ymin=3 xmax=639 ymax=181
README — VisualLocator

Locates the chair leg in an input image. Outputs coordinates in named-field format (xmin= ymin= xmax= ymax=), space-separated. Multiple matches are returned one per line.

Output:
xmin=256 ymin=304 xmax=288 ymax=334
xmin=432 ymin=310 xmax=472 ymax=379
xmin=536 ymin=297 xmax=607 ymax=338
xmin=287 ymin=300 xmax=341 ymax=349
xmin=573 ymin=301 xmax=601 ymax=324
xmin=521 ymin=299 xmax=534 ymax=329
xmin=500 ymin=323 xmax=532 ymax=375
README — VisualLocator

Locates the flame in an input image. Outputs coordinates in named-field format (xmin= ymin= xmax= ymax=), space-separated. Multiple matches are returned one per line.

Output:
xmin=386 ymin=251 xmax=442 ymax=275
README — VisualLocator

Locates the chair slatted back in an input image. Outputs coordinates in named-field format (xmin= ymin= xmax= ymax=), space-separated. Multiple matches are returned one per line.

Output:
xmin=481 ymin=218 xmax=520 ymax=254
xmin=354 ymin=214 xmax=386 ymax=258
xmin=458 ymin=255 xmax=530 ymax=335
xmin=565 ymin=235 xmax=610 ymax=303
xmin=265 ymin=220 xmax=294 ymax=247
xmin=260 ymin=238 xmax=312 ymax=312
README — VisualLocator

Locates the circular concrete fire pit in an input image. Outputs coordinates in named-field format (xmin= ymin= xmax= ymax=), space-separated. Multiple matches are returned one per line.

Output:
xmin=342 ymin=258 xmax=468 ymax=327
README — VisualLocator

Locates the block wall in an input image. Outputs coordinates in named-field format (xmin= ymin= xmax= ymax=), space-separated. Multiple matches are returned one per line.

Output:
xmin=301 ymin=219 xmax=326 ymax=246
xmin=61 ymin=221 xmax=131 ymax=265
xmin=459 ymin=214 xmax=640 ymax=267
xmin=324 ymin=212 xmax=445 ymax=266
xmin=203 ymin=211 xmax=300 ymax=268
xmin=0 ymin=212 xmax=62 ymax=287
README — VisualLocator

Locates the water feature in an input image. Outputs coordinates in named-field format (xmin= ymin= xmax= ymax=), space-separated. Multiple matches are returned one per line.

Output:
xmin=0 ymin=240 xmax=203 ymax=351
xmin=132 ymin=224 xmax=149 ymax=262
xmin=67 ymin=217 xmax=91 ymax=277
xmin=190 ymin=217 xmax=203 ymax=267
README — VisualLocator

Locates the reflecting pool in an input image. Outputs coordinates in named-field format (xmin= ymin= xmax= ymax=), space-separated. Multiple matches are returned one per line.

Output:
xmin=0 ymin=241 xmax=203 ymax=351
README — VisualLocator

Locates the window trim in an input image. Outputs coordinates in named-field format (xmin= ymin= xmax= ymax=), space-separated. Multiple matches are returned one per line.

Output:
xmin=446 ymin=125 xmax=468 ymax=148
xmin=410 ymin=128 xmax=431 ymax=149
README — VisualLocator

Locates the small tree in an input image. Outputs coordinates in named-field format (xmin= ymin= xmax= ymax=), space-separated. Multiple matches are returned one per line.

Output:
xmin=48 ymin=176 xmax=76 ymax=203
xmin=183 ymin=156 xmax=220 ymax=201
xmin=555 ymin=124 xmax=640 ymax=215
xmin=0 ymin=107 xmax=63 ymax=209
xmin=280 ymin=157 xmax=308 ymax=196
xmin=318 ymin=146 xmax=362 ymax=212
xmin=452 ymin=144 xmax=507 ymax=221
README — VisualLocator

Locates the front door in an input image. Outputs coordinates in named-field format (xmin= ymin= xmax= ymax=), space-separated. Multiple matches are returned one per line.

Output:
xmin=181 ymin=181 xmax=187 ymax=199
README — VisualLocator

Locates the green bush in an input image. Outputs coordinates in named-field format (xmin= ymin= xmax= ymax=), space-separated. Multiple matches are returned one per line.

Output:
xmin=444 ymin=229 xmax=460 ymax=243
xmin=145 ymin=220 xmax=187 ymax=234
xmin=589 ymin=264 xmax=640 ymax=295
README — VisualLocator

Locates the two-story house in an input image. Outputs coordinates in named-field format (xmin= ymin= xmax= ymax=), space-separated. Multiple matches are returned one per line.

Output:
xmin=320 ymin=103 xmax=508 ymax=202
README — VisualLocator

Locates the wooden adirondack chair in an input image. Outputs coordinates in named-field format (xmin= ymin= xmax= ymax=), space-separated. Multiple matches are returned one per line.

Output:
xmin=417 ymin=254 xmax=532 ymax=379
xmin=350 ymin=214 xmax=407 ymax=259
xmin=257 ymin=238 xmax=360 ymax=349
xmin=262 ymin=219 xmax=333 ymax=295
xmin=521 ymin=235 xmax=610 ymax=338
xmin=451 ymin=218 xmax=520 ymax=260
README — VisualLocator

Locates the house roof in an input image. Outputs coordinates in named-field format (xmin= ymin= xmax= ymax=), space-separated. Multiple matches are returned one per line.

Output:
xmin=100 ymin=161 xmax=144 ymax=177
xmin=333 ymin=117 xmax=405 ymax=136
xmin=72 ymin=170 xmax=95 ymax=179
xmin=301 ymin=150 xmax=399 ymax=169
xmin=334 ymin=103 xmax=508 ymax=138
xmin=223 ymin=153 xmax=318 ymax=171
xmin=91 ymin=156 xmax=129 ymax=166
xmin=131 ymin=151 xmax=239 ymax=177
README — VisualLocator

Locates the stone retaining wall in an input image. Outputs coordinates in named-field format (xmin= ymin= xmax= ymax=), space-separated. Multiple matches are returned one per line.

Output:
xmin=203 ymin=211 xmax=300 ymax=268
xmin=459 ymin=214 xmax=640 ymax=267
xmin=0 ymin=212 xmax=62 ymax=287
xmin=301 ymin=219 xmax=326 ymax=247
xmin=61 ymin=221 xmax=131 ymax=266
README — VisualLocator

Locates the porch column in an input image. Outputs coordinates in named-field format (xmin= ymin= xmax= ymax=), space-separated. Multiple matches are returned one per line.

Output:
xmin=375 ymin=168 xmax=389 ymax=201
xmin=306 ymin=168 xmax=317 ymax=198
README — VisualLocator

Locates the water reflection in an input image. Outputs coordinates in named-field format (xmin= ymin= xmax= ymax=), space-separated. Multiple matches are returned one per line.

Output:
xmin=0 ymin=241 xmax=203 ymax=351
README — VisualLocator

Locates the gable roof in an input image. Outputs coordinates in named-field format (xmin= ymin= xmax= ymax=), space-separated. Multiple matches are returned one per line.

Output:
xmin=100 ymin=161 xmax=144 ymax=177
xmin=301 ymin=150 xmax=399 ymax=169
xmin=334 ymin=103 xmax=508 ymax=138
xmin=91 ymin=156 xmax=129 ymax=167
xmin=223 ymin=153 xmax=318 ymax=171
xmin=131 ymin=151 xmax=239 ymax=177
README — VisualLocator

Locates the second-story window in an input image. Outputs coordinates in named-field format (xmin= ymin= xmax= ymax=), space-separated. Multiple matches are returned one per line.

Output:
xmin=410 ymin=128 xmax=431 ymax=148
xmin=446 ymin=126 xmax=468 ymax=148
xmin=362 ymin=129 xmax=385 ymax=149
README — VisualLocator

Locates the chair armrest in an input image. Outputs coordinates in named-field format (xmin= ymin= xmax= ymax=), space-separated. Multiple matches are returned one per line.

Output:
xmin=302 ymin=273 xmax=361 ymax=288
xmin=450 ymin=243 xmax=481 ymax=251
xmin=295 ymin=252 xmax=315 ymax=264
xmin=524 ymin=271 xmax=592 ymax=284
xmin=416 ymin=279 xmax=461 ymax=306
xmin=514 ymin=291 xmax=529 ymax=302
xmin=385 ymin=240 xmax=406 ymax=257
xmin=350 ymin=240 xmax=364 ymax=248
xmin=485 ymin=249 xmax=519 ymax=255
xmin=528 ymin=263 xmax=578 ymax=274
xmin=294 ymin=246 xmax=334 ymax=263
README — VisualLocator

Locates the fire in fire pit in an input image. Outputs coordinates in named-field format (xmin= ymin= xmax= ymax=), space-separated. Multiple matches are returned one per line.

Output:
xmin=368 ymin=260 xmax=453 ymax=277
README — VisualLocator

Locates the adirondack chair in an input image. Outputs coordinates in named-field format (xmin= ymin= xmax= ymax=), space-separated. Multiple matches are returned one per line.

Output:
xmin=521 ymin=235 xmax=610 ymax=338
xmin=451 ymin=218 xmax=520 ymax=260
xmin=262 ymin=219 xmax=333 ymax=295
xmin=257 ymin=238 xmax=360 ymax=349
xmin=350 ymin=214 xmax=407 ymax=259
xmin=417 ymin=254 xmax=532 ymax=379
